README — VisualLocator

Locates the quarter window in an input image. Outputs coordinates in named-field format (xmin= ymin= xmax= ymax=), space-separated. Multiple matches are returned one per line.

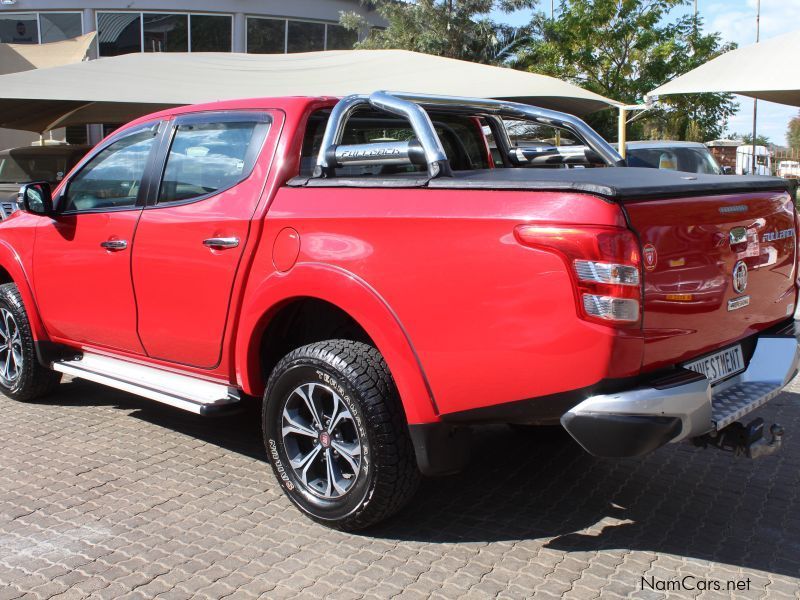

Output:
xmin=158 ymin=120 xmax=266 ymax=204
xmin=62 ymin=128 xmax=158 ymax=212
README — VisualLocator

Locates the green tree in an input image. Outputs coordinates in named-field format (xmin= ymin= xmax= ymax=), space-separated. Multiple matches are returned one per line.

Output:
xmin=340 ymin=1 xmax=537 ymax=64
xmin=787 ymin=111 xmax=800 ymax=149
xmin=512 ymin=0 xmax=738 ymax=141
xmin=733 ymin=132 xmax=771 ymax=146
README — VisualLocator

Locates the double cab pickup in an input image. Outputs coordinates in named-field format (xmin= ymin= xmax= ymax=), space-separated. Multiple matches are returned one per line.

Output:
xmin=4 ymin=91 xmax=799 ymax=529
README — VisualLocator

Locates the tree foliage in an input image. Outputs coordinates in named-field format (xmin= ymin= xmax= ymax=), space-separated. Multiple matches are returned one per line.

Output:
xmin=340 ymin=1 xmax=537 ymax=64
xmin=733 ymin=132 xmax=771 ymax=146
xmin=787 ymin=111 xmax=800 ymax=149
xmin=511 ymin=0 xmax=738 ymax=141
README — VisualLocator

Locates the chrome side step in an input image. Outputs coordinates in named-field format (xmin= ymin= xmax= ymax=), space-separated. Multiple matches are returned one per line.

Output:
xmin=52 ymin=353 xmax=241 ymax=415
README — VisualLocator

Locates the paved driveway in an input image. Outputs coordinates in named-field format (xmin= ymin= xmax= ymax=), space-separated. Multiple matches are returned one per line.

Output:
xmin=1 ymin=376 xmax=799 ymax=599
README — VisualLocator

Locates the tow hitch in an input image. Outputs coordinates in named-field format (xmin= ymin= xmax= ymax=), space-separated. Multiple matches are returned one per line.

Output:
xmin=693 ymin=417 xmax=784 ymax=459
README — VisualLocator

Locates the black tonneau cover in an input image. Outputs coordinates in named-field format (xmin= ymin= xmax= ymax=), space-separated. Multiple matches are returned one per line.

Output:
xmin=289 ymin=167 xmax=791 ymax=200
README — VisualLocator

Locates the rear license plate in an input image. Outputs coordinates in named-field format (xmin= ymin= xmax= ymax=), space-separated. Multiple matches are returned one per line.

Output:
xmin=683 ymin=345 xmax=745 ymax=385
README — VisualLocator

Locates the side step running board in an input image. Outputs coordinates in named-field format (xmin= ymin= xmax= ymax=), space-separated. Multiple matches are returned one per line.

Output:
xmin=52 ymin=353 xmax=241 ymax=415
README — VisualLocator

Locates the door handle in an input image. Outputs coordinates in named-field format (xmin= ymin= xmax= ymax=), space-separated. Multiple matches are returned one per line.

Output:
xmin=203 ymin=237 xmax=239 ymax=250
xmin=100 ymin=239 xmax=128 ymax=251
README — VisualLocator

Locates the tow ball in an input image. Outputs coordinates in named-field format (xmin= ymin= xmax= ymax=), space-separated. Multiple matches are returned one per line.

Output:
xmin=693 ymin=417 xmax=784 ymax=459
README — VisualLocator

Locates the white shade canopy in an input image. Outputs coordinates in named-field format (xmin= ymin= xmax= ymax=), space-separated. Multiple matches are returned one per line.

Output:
xmin=649 ymin=29 xmax=800 ymax=107
xmin=0 ymin=32 xmax=95 ymax=76
xmin=0 ymin=49 xmax=620 ymax=132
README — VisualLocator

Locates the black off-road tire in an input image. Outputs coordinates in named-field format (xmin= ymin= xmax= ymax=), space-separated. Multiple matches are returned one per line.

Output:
xmin=263 ymin=340 xmax=420 ymax=530
xmin=0 ymin=283 xmax=61 ymax=401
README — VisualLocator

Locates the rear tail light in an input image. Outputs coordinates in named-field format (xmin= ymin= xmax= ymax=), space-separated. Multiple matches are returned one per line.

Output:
xmin=514 ymin=224 xmax=642 ymax=327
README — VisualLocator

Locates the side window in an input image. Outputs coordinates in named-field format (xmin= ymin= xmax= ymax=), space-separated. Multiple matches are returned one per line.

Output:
xmin=62 ymin=128 xmax=157 ymax=213
xmin=158 ymin=120 xmax=266 ymax=204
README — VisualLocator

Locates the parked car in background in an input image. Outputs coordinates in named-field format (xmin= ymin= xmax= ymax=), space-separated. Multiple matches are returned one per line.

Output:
xmin=777 ymin=160 xmax=800 ymax=179
xmin=0 ymin=144 xmax=91 ymax=219
xmin=619 ymin=140 xmax=726 ymax=174
xmin=736 ymin=144 xmax=772 ymax=176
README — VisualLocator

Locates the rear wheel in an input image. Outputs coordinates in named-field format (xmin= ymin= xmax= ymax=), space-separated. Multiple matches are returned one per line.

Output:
xmin=0 ymin=283 xmax=61 ymax=401
xmin=263 ymin=340 xmax=419 ymax=530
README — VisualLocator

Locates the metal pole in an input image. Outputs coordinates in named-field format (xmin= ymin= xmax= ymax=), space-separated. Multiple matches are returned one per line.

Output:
xmin=751 ymin=0 xmax=760 ymax=175
xmin=551 ymin=0 xmax=554 ymax=19
xmin=618 ymin=107 xmax=627 ymax=159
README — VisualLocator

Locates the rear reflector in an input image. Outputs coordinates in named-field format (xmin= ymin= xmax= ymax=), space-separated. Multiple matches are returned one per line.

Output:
xmin=574 ymin=260 xmax=639 ymax=286
xmin=583 ymin=294 xmax=640 ymax=322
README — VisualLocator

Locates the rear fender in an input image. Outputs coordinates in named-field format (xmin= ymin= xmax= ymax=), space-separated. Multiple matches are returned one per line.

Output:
xmin=235 ymin=263 xmax=438 ymax=424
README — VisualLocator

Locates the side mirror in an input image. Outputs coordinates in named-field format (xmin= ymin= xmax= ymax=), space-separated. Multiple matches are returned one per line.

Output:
xmin=18 ymin=182 xmax=54 ymax=216
xmin=722 ymin=166 xmax=734 ymax=175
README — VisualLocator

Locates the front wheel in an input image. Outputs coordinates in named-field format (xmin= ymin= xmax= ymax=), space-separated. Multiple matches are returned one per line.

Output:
xmin=263 ymin=340 xmax=420 ymax=530
xmin=0 ymin=283 xmax=61 ymax=401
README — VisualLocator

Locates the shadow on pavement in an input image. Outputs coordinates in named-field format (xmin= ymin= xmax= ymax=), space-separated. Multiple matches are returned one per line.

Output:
xmin=36 ymin=379 xmax=800 ymax=579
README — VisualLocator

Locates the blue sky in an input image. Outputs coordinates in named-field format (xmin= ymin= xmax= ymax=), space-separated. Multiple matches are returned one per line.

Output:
xmin=491 ymin=0 xmax=800 ymax=144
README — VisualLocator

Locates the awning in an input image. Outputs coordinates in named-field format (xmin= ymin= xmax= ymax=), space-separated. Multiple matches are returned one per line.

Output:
xmin=0 ymin=49 xmax=621 ymax=132
xmin=649 ymin=29 xmax=800 ymax=106
xmin=0 ymin=32 xmax=96 ymax=75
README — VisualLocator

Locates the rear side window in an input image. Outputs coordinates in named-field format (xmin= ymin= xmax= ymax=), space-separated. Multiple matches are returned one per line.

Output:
xmin=158 ymin=119 xmax=268 ymax=204
xmin=299 ymin=110 xmax=490 ymax=177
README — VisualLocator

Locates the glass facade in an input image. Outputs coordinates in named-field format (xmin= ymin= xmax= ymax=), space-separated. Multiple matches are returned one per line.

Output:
xmin=97 ymin=12 xmax=141 ymax=56
xmin=190 ymin=14 xmax=232 ymax=52
xmin=246 ymin=17 xmax=358 ymax=54
xmin=0 ymin=10 xmax=365 ymax=54
xmin=287 ymin=20 xmax=325 ymax=53
xmin=246 ymin=17 xmax=285 ymax=54
xmin=143 ymin=13 xmax=188 ymax=53
xmin=325 ymin=24 xmax=357 ymax=50
xmin=0 ymin=13 xmax=38 ymax=44
xmin=40 ymin=13 xmax=83 ymax=43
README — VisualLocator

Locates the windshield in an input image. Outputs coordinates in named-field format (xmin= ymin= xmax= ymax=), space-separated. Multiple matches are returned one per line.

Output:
xmin=0 ymin=152 xmax=76 ymax=184
xmin=626 ymin=147 xmax=722 ymax=175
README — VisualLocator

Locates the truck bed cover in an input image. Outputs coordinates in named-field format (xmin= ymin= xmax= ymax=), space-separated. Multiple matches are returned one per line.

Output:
xmin=290 ymin=168 xmax=791 ymax=200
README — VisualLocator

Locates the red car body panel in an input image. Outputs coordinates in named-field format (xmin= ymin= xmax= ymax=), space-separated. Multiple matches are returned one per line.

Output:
xmin=0 ymin=95 xmax=795 ymax=429
xmin=625 ymin=191 xmax=796 ymax=371
xmin=34 ymin=211 xmax=145 ymax=353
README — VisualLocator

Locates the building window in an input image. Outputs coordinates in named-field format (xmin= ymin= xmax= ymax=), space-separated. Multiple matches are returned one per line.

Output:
xmin=40 ymin=13 xmax=83 ymax=43
xmin=190 ymin=14 xmax=232 ymax=52
xmin=287 ymin=20 xmax=325 ymax=53
xmin=325 ymin=24 xmax=357 ymax=50
xmin=97 ymin=12 xmax=141 ymax=56
xmin=143 ymin=13 xmax=188 ymax=52
xmin=246 ymin=17 xmax=285 ymax=54
xmin=0 ymin=13 xmax=38 ymax=44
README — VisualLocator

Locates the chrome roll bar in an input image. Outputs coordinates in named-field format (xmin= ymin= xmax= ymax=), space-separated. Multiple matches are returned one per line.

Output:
xmin=313 ymin=90 xmax=625 ymax=178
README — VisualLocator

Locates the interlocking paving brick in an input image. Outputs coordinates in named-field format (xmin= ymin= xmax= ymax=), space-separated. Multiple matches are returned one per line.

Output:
xmin=1 ymin=377 xmax=799 ymax=598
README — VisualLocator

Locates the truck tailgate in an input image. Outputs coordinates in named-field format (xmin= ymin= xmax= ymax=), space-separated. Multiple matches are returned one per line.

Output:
xmin=623 ymin=190 xmax=797 ymax=371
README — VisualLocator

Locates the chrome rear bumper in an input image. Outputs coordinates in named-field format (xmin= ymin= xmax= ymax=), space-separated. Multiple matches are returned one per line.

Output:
xmin=561 ymin=322 xmax=800 ymax=457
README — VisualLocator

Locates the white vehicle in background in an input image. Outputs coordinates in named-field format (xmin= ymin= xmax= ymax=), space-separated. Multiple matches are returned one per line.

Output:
xmin=736 ymin=145 xmax=771 ymax=176
xmin=777 ymin=160 xmax=800 ymax=179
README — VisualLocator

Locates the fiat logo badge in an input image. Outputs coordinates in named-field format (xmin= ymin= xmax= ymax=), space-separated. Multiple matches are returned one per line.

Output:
xmin=732 ymin=260 xmax=748 ymax=294
xmin=643 ymin=243 xmax=658 ymax=271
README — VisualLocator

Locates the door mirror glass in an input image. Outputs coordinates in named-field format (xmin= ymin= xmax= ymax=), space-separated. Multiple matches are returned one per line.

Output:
xmin=18 ymin=181 xmax=53 ymax=216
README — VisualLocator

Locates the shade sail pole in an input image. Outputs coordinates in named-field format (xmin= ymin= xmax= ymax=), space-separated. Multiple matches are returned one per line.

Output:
xmin=751 ymin=0 xmax=761 ymax=175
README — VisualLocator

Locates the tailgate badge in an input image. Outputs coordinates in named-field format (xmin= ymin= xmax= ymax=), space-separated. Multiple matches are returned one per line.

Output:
xmin=732 ymin=260 xmax=748 ymax=293
xmin=643 ymin=243 xmax=657 ymax=271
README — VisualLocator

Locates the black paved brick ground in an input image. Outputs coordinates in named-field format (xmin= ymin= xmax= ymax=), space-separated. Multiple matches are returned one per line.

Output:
xmin=1 ymin=376 xmax=799 ymax=599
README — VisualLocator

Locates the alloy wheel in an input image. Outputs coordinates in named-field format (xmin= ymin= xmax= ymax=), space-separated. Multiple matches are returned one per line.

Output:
xmin=280 ymin=382 xmax=363 ymax=499
xmin=0 ymin=308 xmax=22 ymax=387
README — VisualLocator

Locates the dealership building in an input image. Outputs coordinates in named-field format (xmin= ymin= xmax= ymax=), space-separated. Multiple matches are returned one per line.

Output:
xmin=0 ymin=0 xmax=384 ymax=146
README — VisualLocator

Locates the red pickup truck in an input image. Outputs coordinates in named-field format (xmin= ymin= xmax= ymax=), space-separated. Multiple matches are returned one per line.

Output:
xmin=7 ymin=92 xmax=800 ymax=530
